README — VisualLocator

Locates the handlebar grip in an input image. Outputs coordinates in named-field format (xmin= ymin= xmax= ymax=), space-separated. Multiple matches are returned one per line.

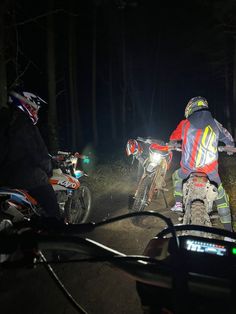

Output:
xmin=218 ymin=146 xmax=236 ymax=153
xmin=57 ymin=151 xmax=71 ymax=156
xmin=74 ymin=152 xmax=85 ymax=159
xmin=137 ymin=137 xmax=145 ymax=142
xmin=137 ymin=137 xmax=152 ymax=144
xmin=57 ymin=151 xmax=86 ymax=159
xmin=167 ymin=143 xmax=182 ymax=151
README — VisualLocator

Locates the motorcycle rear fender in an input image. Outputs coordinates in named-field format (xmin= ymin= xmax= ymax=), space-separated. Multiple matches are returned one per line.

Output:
xmin=183 ymin=174 xmax=218 ymax=204
xmin=206 ymin=183 xmax=218 ymax=202
xmin=0 ymin=189 xmax=38 ymax=210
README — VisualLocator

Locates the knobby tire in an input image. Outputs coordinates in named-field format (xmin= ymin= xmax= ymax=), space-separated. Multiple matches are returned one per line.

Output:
xmin=66 ymin=182 xmax=92 ymax=224
xmin=189 ymin=200 xmax=212 ymax=237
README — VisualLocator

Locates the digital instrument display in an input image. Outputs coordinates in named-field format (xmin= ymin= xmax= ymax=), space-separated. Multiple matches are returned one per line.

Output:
xmin=184 ymin=239 xmax=227 ymax=256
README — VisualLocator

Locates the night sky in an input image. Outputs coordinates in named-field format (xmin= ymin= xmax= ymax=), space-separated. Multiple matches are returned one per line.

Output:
xmin=4 ymin=0 xmax=235 ymax=152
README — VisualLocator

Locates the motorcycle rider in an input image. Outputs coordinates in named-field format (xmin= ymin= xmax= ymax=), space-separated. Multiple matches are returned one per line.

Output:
xmin=0 ymin=88 xmax=61 ymax=220
xmin=169 ymin=96 xmax=235 ymax=231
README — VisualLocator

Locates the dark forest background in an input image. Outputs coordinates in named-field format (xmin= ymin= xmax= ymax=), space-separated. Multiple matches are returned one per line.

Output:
xmin=1 ymin=0 xmax=236 ymax=155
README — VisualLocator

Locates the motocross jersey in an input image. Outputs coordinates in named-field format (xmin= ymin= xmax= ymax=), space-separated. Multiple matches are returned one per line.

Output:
xmin=170 ymin=109 xmax=234 ymax=173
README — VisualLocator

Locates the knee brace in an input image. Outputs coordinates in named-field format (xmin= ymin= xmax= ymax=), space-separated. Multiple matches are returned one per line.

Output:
xmin=172 ymin=170 xmax=183 ymax=200
xmin=216 ymin=184 xmax=231 ymax=223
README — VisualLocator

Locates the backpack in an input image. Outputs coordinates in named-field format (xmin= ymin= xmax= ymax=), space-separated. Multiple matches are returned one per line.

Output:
xmin=0 ymin=107 xmax=12 ymax=168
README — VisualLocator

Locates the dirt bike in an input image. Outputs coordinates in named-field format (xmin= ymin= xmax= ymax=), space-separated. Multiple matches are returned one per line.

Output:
xmin=126 ymin=137 xmax=173 ymax=222
xmin=1 ymin=211 xmax=236 ymax=313
xmin=50 ymin=151 xmax=92 ymax=223
xmin=0 ymin=151 xmax=92 ymax=224
xmin=171 ymin=144 xmax=236 ymax=235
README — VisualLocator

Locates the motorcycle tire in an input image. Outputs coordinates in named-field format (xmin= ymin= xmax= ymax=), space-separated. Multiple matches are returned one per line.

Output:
xmin=149 ymin=163 xmax=167 ymax=201
xmin=137 ymin=162 xmax=144 ymax=183
xmin=189 ymin=200 xmax=212 ymax=237
xmin=190 ymin=200 xmax=211 ymax=226
xmin=65 ymin=181 xmax=92 ymax=224
xmin=130 ymin=176 xmax=151 ymax=225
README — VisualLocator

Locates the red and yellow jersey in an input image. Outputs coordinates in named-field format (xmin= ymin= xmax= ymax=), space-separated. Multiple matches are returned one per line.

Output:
xmin=170 ymin=110 xmax=234 ymax=173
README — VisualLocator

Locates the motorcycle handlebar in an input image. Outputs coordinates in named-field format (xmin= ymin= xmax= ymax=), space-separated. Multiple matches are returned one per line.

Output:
xmin=166 ymin=143 xmax=182 ymax=151
xmin=165 ymin=144 xmax=236 ymax=154
xmin=56 ymin=151 xmax=89 ymax=160
xmin=0 ymin=229 xmax=169 ymax=289
xmin=136 ymin=137 xmax=182 ymax=151
xmin=137 ymin=137 xmax=155 ymax=144
xmin=74 ymin=152 xmax=89 ymax=160
xmin=57 ymin=151 xmax=71 ymax=156
xmin=218 ymin=145 xmax=236 ymax=153
xmin=1 ymin=212 xmax=236 ymax=302
xmin=1 ymin=216 xmax=236 ymax=285
xmin=1 ymin=210 xmax=235 ymax=256
xmin=135 ymin=139 xmax=236 ymax=154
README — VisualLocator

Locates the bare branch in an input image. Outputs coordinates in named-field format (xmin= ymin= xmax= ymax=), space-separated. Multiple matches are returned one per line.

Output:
xmin=9 ymin=61 xmax=32 ymax=88
xmin=11 ymin=8 xmax=81 ymax=28
xmin=56 ymin=89 xmax=66 ymax=99
xmin=12 ymin=9 xmax=63 ymax=27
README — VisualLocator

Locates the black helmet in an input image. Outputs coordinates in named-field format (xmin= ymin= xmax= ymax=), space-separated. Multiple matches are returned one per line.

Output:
xmin=184 ymin=96 xmax=208 ymax=118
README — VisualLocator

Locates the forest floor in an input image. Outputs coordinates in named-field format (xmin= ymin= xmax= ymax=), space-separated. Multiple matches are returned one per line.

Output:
xmin=0 ymin=153 xmax=236 ymax=314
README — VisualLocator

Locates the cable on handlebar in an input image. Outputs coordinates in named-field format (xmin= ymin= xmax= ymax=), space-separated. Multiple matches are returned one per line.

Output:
xmin=39 ymin=252 xmax=88 ymax=314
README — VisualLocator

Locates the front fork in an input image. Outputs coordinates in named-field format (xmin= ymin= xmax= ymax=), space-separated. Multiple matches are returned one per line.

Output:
xmin=135 ymin=160 xmax=168 ymax=206
xmin=148 ymin=160 xmax=168 ymax=205
xmin=63 ymin=190 xmax=73 ymax=221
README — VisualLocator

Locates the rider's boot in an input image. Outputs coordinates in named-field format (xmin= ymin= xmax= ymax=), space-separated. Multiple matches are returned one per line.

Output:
xmin=170 ymin=202 xmax=183 ymax=212
xmin=223 ymin=222 xmax=233 ymax=232
xmin=223 ymin=223 xmax=235 ymax=242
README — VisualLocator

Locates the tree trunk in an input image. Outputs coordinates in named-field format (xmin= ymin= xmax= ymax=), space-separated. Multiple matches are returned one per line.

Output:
xmin=108 ymin=7 xmax=117 ymax=142
xmin=92 ymin=3 xmax=98 ymax=146
xmin=109 ymin=52 xmax=117 ymax=141
xmin=47 ymin=0 xmax=58 ymax=152
xmin=68 ymin=0 xmax=82 ymax=151
xmin=68 ymin=16 xmax=77 ymax=151
xmin=233 ymin=37 xmax=236 ymax=139
xmin=0 ymin=1 xmax=7 ymax=109
xmin=121 ymin=9 xmax=127 ymax=141
xmin=149 ymin=28 xmax=161 ymax=127
xmin=129 ymin=55 xmax=137 ymax=135
xmin=224 ymin=59 xmax=232 ymax=134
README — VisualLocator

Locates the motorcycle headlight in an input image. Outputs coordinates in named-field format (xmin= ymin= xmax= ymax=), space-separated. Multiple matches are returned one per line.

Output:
xmin=150 ymin=152 xmax=162 ymax=164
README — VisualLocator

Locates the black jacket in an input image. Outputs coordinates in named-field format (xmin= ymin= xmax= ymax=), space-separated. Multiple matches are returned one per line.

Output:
xmin=1 ymin=109 xmax=52 ymax=189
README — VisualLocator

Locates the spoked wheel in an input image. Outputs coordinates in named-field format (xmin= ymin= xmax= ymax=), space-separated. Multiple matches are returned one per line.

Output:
xmin=150 ymin=163 xmax=168 ymax=206
xmin=130 ymin=176 xmax=151 ymax=226
xmin=66 ymin=182 xmax=92 ymax=223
